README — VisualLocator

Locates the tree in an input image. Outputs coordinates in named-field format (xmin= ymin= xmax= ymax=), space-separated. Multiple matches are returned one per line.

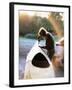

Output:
xmin=48 ymin=12 xmax=64 ymax=39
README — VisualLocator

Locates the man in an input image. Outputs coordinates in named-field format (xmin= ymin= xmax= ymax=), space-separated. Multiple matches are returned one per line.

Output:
xmin=38 ymin=27 xmax=55 ymax=60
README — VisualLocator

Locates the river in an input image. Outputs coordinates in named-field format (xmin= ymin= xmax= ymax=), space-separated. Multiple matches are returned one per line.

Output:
xmin=19 ymin=37 xmax=37 ymax=79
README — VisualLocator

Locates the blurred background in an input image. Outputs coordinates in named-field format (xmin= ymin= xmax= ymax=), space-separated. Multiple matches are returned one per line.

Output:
xmin=19 ymin=11 xmax=64 ymax=79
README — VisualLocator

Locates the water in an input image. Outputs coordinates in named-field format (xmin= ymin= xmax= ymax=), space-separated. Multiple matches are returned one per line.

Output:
xmin=19 ymin=37 xmax=36 ymax=46
xmin=19 ymin=37 xmax=37 ymax=79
